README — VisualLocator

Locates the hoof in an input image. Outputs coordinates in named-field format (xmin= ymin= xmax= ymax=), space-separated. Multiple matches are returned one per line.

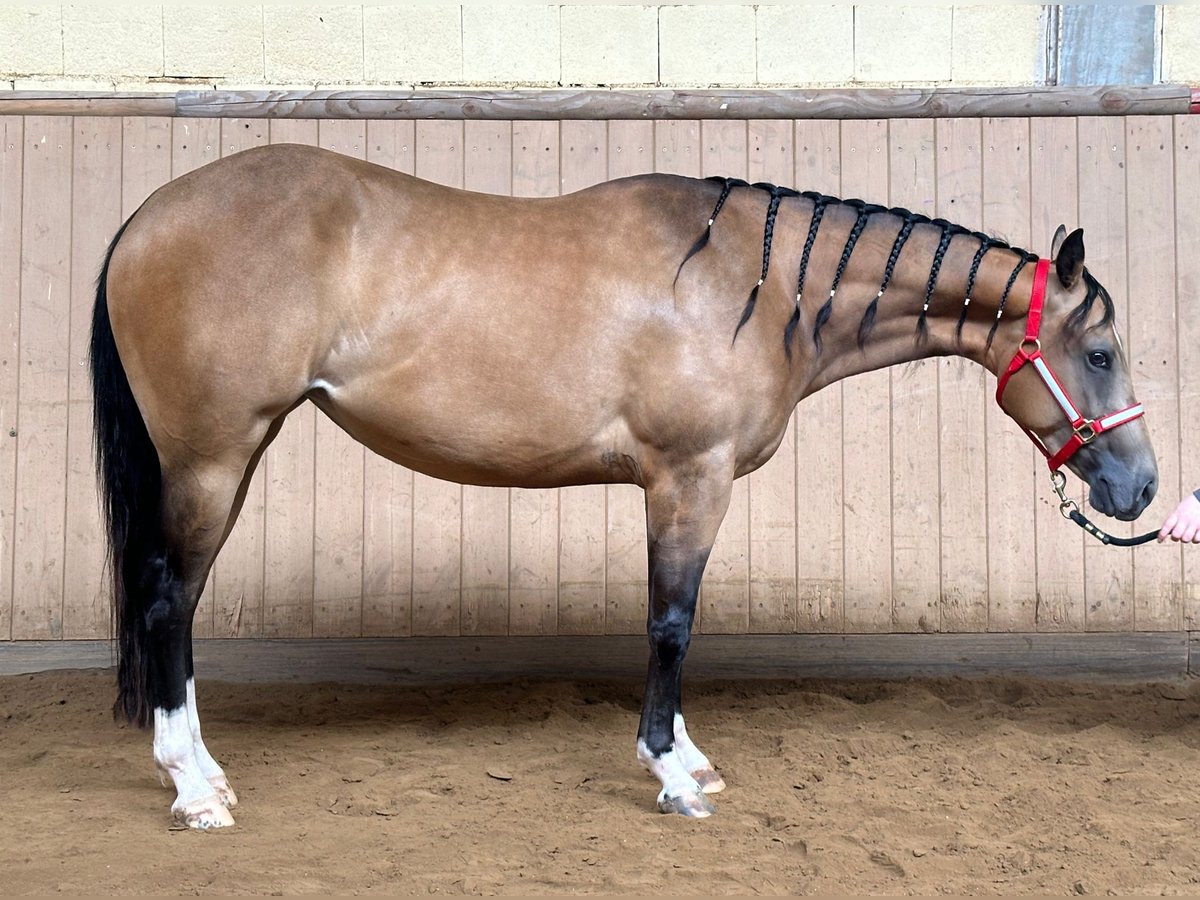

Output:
xmin=174 ymin=794 xmax=236 ymax=830
xmin=657 ymin=789 xmax=716 ymax=818
xmin=209 ymin=775 xmax=238 ymax=809
xmin=692 ymin=767 xmax=726 ymax=795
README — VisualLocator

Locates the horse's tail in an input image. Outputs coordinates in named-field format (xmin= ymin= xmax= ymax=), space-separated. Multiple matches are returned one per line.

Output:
xmin=90 ymin=212 xmax=161 ymax=728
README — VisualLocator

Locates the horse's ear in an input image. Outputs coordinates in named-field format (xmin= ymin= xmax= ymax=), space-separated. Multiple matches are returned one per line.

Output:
xmin=1050 ymin=224 xmax=1068 ymax=258
xmin=1054 ymin=227 xmax=1085 ymax=290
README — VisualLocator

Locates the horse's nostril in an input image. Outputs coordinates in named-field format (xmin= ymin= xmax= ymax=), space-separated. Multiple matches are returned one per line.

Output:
xmin=1140 ymin=477 xmax=1158 ymax=509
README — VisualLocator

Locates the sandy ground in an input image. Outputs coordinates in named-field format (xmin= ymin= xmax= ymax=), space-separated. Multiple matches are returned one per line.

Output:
xmin=4 ymin=669 xmax=1200 ymax=895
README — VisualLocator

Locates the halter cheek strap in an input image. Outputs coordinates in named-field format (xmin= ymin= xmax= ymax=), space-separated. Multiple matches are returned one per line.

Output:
xmin=995 ymin=258 xmax=1145 ymax=472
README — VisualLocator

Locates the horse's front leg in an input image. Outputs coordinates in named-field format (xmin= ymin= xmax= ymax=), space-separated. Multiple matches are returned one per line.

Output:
xmin=636 ymin=457 xmax=732 ymax=818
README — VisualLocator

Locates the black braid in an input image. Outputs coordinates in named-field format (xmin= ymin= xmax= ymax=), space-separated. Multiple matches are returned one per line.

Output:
xmin=674 ymin=176 xmax=748 ymax=287
xmin=986 ymin=253 xmax=1036 ymax=348
xmin=796 ymin=194 xmax=833 ymax=353
xmin=857 ymin=214 xmax=918 ymax=348
xmin=917 ymin=222 xmax=956 ymax=342
xmin=734 ymin=186 xmax=793 ymax=341
xmin=955 ymin=240 xmax=991 ymax=341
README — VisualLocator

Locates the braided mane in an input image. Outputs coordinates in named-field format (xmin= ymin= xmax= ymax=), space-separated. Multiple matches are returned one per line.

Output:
xmin=674 ymin=177 xmax=1119 ymax=360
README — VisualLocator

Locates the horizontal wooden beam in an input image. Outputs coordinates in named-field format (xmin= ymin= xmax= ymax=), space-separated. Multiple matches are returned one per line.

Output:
xmin=0 ymin=85 xmax=1193 ymax=120
xmin=0 ymin=633 xmax=1190 ymax=682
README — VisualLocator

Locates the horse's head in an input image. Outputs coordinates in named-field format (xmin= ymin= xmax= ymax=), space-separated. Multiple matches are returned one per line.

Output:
xmin=995 ymin=226 xmax=1157 ymax=521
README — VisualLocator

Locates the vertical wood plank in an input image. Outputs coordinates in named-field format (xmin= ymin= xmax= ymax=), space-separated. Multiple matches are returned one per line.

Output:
xmin=63 ymin=117 xmax=121 ymax=640
xmin=1030 ymin=118 xmax=1086 ymax=632
xmin=311 ymin=121 xmax=368 ymax=638
xmin=887 ymin=118 xmax=940 ymax=633
xmin=262 ymin=119 xmax=316 ymax=638
xmin=1178 ymin=117 xmax=1200 ymax=630
xmin=363 ymin=120 xmax=416 ymax=637
xmin=121 ymin=117 xmax=171 ymax=211
xmin=1078 ymin=117 xmax=1136 ymax=631
xmin=840 ymin=119 xmax=893 ymax=632
xmin=508 ymin=121 xmax=561 ymax=635
xmin=695 ymin=119 xmax=749 ymax=635
xmin=604 ymin=119 xmax=654 ymax=634
xmin=459 ymin=120 xmax=512 ymax=637
xmin=0 ymin=118 xmax=23 ymax=641
xmin=747 ymin=120 xmax=798 ymax=634
xmin=12 ymin=117 xmax=72 ymax=640
xmin=411 ymin=120 xmax=464 ymax=636
xmin=1127 ymin=116 xmax=1182 ymax=631
xmin=557 ymin=121 xmax=608 ymax=636
xmin=793 ymin=120 xmax=844 ymax=633
xmin=936 ymin=118 xmax=989 ymax=632
xmin=981 ymin=117 xmax=1038 ymax=632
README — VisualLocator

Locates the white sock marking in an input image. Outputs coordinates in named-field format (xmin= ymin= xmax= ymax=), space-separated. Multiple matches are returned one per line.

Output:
xmin=185 ymin=678 xmax=225 ymax=782
xmin=637 ymin=738 xmax=702 ymax=802
xmin=673 ymin=713 xmax=714 ymax=774
xmin=153 ymin=704 xmax=217 ymax=810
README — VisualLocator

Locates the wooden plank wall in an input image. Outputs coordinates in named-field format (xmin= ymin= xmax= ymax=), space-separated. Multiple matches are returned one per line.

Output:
xmin=0 ymin=114 xmax=1195 ymax=642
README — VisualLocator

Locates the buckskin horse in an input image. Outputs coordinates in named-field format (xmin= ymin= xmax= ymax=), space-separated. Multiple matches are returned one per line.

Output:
xmin=90 ymin=143 xmax=1157 ymax=828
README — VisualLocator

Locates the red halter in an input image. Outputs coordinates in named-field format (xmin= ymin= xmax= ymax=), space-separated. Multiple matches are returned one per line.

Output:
xmin=995 ymin=258 xmax=1145 ymax=472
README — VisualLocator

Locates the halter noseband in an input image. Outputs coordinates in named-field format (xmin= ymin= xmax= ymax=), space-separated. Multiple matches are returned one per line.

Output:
xmin=995 ymin=258 xmax=1145 ymax=472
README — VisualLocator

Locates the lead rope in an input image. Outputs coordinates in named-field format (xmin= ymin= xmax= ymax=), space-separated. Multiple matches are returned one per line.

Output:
xmin=1049 ymin=471 xmax=1158 ymax=547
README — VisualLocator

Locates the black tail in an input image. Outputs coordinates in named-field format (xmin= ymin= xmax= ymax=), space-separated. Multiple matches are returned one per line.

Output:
xmin=90 ymin=213 xmax=162 ymax=728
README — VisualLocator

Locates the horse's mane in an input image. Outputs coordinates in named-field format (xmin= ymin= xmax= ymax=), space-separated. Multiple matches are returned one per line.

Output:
xmin=678 ymin=177 xmax=1115 ymax=359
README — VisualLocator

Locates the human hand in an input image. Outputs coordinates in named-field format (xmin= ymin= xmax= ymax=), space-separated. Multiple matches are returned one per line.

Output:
xmin=1158 ymin=493 xmax=1200 ymax=543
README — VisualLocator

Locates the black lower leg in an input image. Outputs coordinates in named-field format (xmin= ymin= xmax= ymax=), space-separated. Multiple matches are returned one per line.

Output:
xmin=141 ymin=552 xmax=194 ymax=713
xmin=637 ymin=548 xmax=710 ymax=757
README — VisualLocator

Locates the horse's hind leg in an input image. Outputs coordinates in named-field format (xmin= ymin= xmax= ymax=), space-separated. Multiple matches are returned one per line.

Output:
xmin=636 ymin=456 xmax=732 ymax=818
xmin=146 ymin=455 xmax=262 ymax=829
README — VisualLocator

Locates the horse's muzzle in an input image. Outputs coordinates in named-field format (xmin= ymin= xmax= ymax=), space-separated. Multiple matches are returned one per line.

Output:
xmin=1089 ymin=469 xmax=1158 ymax=521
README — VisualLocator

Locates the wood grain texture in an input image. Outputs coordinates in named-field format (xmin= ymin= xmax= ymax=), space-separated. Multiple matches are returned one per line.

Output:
xmin=12 ymin=117 xmax=72 ymax=639
xmin=0 ymin=118 xmax=22 ymax=641
xmin=793 ymin=119 xmax=844 ymax=634
xmin=1 ymin=112 xmax=1197 ymax=644
xmin=980 ymin=117 xmax=1038 ymax=633
xmin=62 ymin=117 xmax=121 ymax=640
xmin=166 ymin=86 xmax=1196 ymax=121
xmin=3 ymin=633 xmax=1188 ymax=683
xmin=839 ymin=120 xmax=894 ymax=633
xmin=1077 ymin=117 xmax=1136 ymax=632
xmin=935 ymin=118 xmax=989 ymax=633
xmin=1030 ymin=117 xmax=1086 ymax=632
xmin=887 ymin=118 xmax=940 ymax=634
xmin=1177 ymin=117 xmax=1200 ymax=631
xmin=747 ymin=120 xmax=798 ymax=634
xmin=1126 ymin=116 xmax=1183 ymax=631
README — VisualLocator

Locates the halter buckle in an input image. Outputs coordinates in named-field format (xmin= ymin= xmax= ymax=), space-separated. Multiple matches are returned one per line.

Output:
xmin=1075 ymin=421 xmax=1097 ymax=444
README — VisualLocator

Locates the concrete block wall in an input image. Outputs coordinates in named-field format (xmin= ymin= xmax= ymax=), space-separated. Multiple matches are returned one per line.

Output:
xmin=0 ymin=5 xmax=1195 ymax=91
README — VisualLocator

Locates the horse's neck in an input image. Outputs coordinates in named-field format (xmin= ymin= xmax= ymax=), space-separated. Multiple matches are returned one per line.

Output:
xmin=798 ymin=218 xmax=1036 ymax=397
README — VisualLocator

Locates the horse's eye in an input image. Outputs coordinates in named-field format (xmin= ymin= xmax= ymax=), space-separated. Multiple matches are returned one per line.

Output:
xmin=1088 ymin=350 xmax=1111 ymax=369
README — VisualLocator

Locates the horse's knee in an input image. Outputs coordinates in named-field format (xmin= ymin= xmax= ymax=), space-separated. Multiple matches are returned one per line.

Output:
xmin=648 ymin=615 xmax=692 ymax=669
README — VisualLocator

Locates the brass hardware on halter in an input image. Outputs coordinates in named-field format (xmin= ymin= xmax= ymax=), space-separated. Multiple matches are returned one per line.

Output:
xmin=1048 ymin=469 xmax=1157 ymax=546
xmin=1050 ymin=469 xmax=1078 ymax=520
